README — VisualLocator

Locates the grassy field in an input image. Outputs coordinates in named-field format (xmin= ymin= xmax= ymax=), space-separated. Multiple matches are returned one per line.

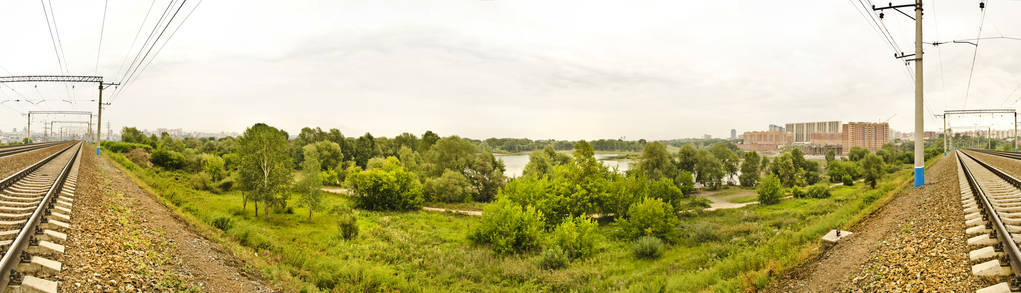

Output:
xmin=104 ymin=151 xmax=921 ymax=292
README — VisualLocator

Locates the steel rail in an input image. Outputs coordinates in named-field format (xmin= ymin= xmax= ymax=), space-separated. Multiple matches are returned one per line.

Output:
xmin=0 ymin=142 xmax=64 ymax=158
xmin=959 ymin=150 xmax=1021 ymax=282
xmin=0 ymin=142 xmax=79 ymax=288
xmin=971 ymin=148 xmax=1021 ymax=161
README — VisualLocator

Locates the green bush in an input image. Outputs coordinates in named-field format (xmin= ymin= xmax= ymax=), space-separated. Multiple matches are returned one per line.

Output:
xmin=649 ymin=178 xmax=684 ymax=210
xmin=211 ymin=216 xmax=232 ymax=231
xmin=790 ymin=186 xmax=806 ymax=199
xmin=337 ymin=213 xmax=359 ymax=240
xmin=550 ymin=215 xmax=599 ymax=259
xmin=470 ymin=198 xmax=545 ymax=254
xmin=321 ymin=169 xmax=340 ymax=186
xmin=756 ymin=175 xmax=782 ymax=205
xmin=423 ymin=169 xmax=474 ymax=203
xmin=807 ymin=184 xmax=830 ymax=199
xmin=538 ymin=246 xmax=569 ymax=270
xmin=632 ymin=236 xmax=664 ymax=259
xmin=125 ymin=148 xmax=151 ymax=168
xmin=616 ymin=197 xmax=680 ymax=242
xmin=345 ymin=157 xmax=424 ymax=211
xmin=101 ymin=141 xmax=153 ymax=153
xmin=676 ymin=171 xmax=696 ymax=195
xmin=684 ymin=222 xmax=721 ymax=243
xmin=842 ymin=174 xmax=854 ymax=186
xmin=150 ymin=149 xmax=185 ymax=169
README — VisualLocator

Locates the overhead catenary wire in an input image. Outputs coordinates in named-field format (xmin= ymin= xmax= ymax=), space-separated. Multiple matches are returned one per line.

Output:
xmin=39 ymin=0 xmax=66 ymax=74
xmin=962 ymin=2 xmax=988 ymax=108
xmin=112 ymin=0 xmax=159 ymax=87
xmin=95 ymin=0 xmax=109 ymax=74
xmin=114 ymin=0 xmax=180 ymax=90
xmin=113 ymin=0 xmax=202 ymax=102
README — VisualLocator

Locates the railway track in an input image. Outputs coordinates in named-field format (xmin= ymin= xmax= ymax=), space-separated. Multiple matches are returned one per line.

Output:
xmin=972 ymin=149 xmax=1021 ymax=161
xmin=958 ymin=150 xmax=1021 ymax=292
xmin=0 ymin=142 xmax=64 ymax=159
xmin=0 ymin=142 xmax=81 ymax=293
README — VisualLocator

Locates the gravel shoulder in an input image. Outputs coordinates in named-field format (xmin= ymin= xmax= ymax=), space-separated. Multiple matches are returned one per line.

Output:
xmin=767 ymin=155 xmax=980 ymax=292
xmin=0 ymin=143 xmax=73 ymax=179
xmin=58 ymin=151 xmax=270 ymax=292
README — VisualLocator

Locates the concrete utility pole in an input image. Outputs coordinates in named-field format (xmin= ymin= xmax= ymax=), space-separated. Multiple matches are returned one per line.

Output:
xmin=912 ymin=0 xmax=924 ymax=187
xmin=874 ymin=1 xmax=924 ymax=187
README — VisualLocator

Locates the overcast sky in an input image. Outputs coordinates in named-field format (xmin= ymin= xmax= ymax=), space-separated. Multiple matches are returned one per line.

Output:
xmin=2 ymin=0 xmax=1021 ymax=140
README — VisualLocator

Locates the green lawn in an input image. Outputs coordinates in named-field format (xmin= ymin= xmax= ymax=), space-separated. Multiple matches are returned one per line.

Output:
xmin=104 ymin=151 xmax=919 ymax=292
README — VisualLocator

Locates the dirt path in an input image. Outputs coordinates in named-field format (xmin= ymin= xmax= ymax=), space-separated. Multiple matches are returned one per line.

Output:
xmin=767 ymin=155 xmax=979 ymax=292
xmin=58 ymin=152 xmax=271 ymax=292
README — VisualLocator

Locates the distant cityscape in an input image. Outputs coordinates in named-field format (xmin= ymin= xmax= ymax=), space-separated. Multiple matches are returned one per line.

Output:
xmin=739 ymin=121 xmax=894 ymax=155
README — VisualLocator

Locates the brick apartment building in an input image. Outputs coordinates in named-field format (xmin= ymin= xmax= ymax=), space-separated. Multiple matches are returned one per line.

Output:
xmin=841 ymin=122 xmax=889 ymax=154
xmin=739 ymin=131 xmax=793 ymax=152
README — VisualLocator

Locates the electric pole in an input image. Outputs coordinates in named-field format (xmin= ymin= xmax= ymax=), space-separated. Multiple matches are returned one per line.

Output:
xmin=873 ymin=0 xmax=924 ymax=187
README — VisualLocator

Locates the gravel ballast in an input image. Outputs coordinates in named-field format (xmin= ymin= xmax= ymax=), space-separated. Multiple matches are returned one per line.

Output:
xmin=0 ymin=143 xmax=72 ymax=179
xmin=843 ymin=152 xmax=985 ymax=291
xmin=769 ymin=154 xmax=983 ymax=291
xmin=58 ymin=150 xmax=269 ymax=291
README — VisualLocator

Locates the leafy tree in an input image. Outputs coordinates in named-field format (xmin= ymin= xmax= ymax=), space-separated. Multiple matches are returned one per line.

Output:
xmin=393 ymin=132 xmax=420 ymax=151
xmin=470 ymin=197 xmax=545 ymax=254
xmin=354 ymin=133 xmax=378 ymax=168
xmin=861 ymin=153 xmax=885 ymax=188
xmin=825 ymin=149 xmax=836 ymax=163
xmin=756 ymin=175 xmax=782 ymax=205
xmin=759 ymin=157 xmax=769 ymax=175
xmin=424 ymin=136 xmax=477 ymax=177
xmin=770 ymin=153 xmax=801 ymax=187
xmin=345 ymin=156 xmax=423 ymax=211
xmin=202 ymin=154 xmax=226 ymax=182
xmin=419 ymin=130 xmax=440 ymax=153
xmin=295 ymin=145 xmax=324 ymax=222
xmin=464 ymin=151 xmax=507 ymax=202
xmin=676 ymin=171 xmax=695 ymax=195
xmin=790 ymin=147 xmax=806 ymax=170
xmin=150 ymin=149 xmax=185 ymax=169
xmin=312 ymin=141 xmax=343 ymax=171
xmin=676 ymin=144 xmax=698 ymax=173
xmin=544 ymin=145 xmax=571 ymax=165
xmin=397 ymin=146 xmax=422 ymax=173
xmin=121 ymin=127 xmax=148 ymax=144
xmin=237 ymin=123 xmax=292 ymax=218
xmin=694 ymin=150 xmax=724 ymax=190
xmin=848 ymin=147 xmax=868 ymax=161
xmin=649 ymin=177 xmax=684 ymax=211
xmin=710 ymin=144 xmax=740 ymax=185
xmin=637 ymin=142 xmax=676 ymax=180
xmin=424 ymin=170 xmax=474 ymax=202
xmin=523 ymin=149 xmax=554 ymax=178
xmin=739 ymin=151 xmax=760 ymax=187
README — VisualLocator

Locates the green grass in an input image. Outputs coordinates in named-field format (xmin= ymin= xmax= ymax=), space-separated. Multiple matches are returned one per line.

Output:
xmin=103 ymin=151 xmax=922 ymax=292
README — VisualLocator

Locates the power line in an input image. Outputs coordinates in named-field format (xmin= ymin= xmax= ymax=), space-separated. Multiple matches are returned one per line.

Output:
xmin=113 ymin=0 xmax=158 ymax=85
xmin=39 ymin=0 xmax=65 ymax=74
xmin=96 ymin=0 xmax=109 ymax=74
xmin=962 ymin=3 xmax=987 ymax=108
xmin=848 ymin=0 xmax=898 ymax=54
xmin=114 ymin=0 xmax=202 ymax=101
xmin=115 ymin=0 xmax=179 ymax=89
